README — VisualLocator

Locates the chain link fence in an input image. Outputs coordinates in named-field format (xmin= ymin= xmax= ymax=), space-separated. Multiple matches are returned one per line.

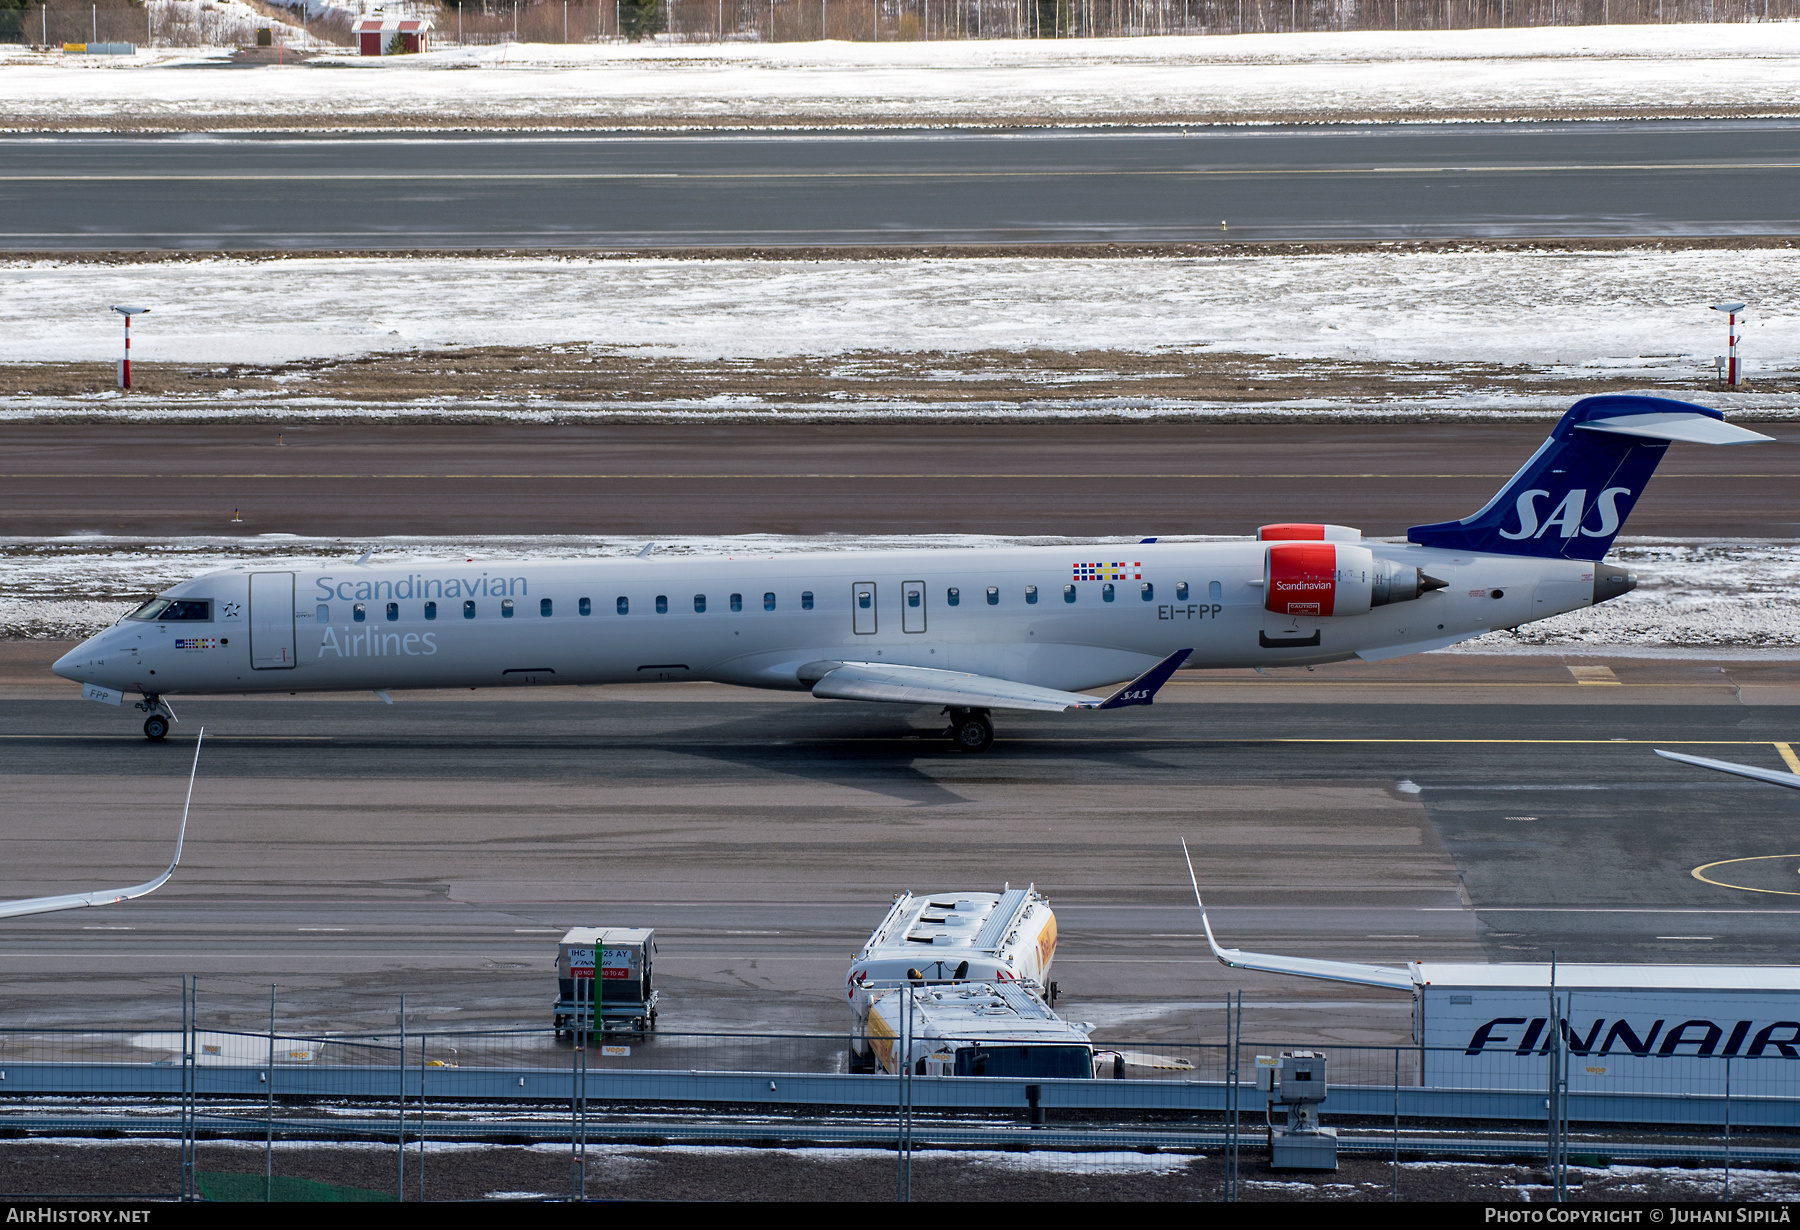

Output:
xmin=0 ymin=982 xmax=1794 ymax=1200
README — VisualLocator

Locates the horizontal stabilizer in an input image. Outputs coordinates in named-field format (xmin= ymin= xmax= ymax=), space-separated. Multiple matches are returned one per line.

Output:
xmin=1180 ymin=839 xmax=1415 ymax=992
xmin=1577 ymin=412 xmax=1773 ymax=446
xmin=809 ymin=649 xmax=1193 ymax=713
xmin=0 ymin=728 xmax=200 ymax=921
xmin=1655 ymin=747 xmax=1800 ymax=791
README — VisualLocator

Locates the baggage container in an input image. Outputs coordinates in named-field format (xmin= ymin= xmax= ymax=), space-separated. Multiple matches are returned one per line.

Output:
xmin=551 ymin=927 xmax=657 ymax=1036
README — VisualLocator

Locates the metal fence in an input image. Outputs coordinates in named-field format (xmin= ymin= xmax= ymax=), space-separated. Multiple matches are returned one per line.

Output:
xmin=0 ymin=983 xmax=1795 ymax=1200
xmin=2 ymin=0 xmax=1796 ymax=47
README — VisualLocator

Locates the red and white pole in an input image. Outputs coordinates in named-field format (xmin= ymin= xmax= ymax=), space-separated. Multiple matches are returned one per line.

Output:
xmin=111 ymin=305 xmax=147 ymax=391
xmin=1727 ymin=311 xmax=1741 ymax=387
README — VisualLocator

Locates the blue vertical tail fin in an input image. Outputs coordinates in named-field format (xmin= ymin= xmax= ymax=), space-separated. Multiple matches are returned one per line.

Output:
xmin=1407 ymin=395 xmax=1770 ymax=561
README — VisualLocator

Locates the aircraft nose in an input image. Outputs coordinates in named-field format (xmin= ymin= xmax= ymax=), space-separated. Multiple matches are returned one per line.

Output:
xmin=52 ymin=647 xmax=90 ymax=681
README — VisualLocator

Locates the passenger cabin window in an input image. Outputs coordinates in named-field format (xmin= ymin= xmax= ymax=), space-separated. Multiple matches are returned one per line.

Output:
xmin=353 ymin=603 xmax=366 ymax=623
xmin=1140 ymin=582 xmax=1153 ymax=602
xmin=1176 ymin=582 xmax=1190 ymax=601
xmin=463 ymin=600 xmax=476 ymax=619
xmin=947 ymin=587 xmax=960 ymax=606
xmin=764 ymin=592 xmax=776 ymax=611
xmin=694 ymin=594 xmax=706 ymax=613
xmin=501 ymin=599 xmax=514 ymax=618
xmin=127 ymin=598 xmax=212 ymax=622
xmin=578 ymin=597 xmax=591 ymax=616
xmin=616 ymin=596 xmax=628 ymax=615
xmin=1102 ymin=583 xmax=1114 ymax=602
xmin=541 ymin=598 xmax=553 ymax=617
xmin=655 ymin=595 xmax=668 ymax=614
xmin=801 ymin=591 xmax=813 ymax=610
xmin=424 ymin=602 xmax=437 ymax=621
xmin=317 ymin=604 xmax=329 ymax=623
xmin=1025 ymin=585 xmax=1038 ymax=605
xmin=385 ymin=602 xmax=398 ymax=622
xmin=1063 ymin=584 xmax=1076 ymax=603
xmin=730 ymin=593 xmax=742 ymax=613
xmin=986 ymin=587 xmax=998 ymax=606
xmin=1210 ymin=581 xmax=1222 ymax=602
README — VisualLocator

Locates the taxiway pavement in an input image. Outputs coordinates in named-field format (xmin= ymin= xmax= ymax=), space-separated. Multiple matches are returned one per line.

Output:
xmin=2 ymin=646 xmax=1796 ymax=1050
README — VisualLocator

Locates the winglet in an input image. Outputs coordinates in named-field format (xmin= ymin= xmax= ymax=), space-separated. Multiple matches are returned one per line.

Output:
xmin=1095 ymin=648 xmax=1192 ymax=709
xmin=0 ymin=728 xmax=201 ymax=922
xmin=1177 ymin=836 xmax=1415 ymax=991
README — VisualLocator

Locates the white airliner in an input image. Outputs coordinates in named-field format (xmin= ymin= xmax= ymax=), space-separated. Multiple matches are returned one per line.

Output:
xmin=0 ymin=732 xmax=198 ymax=918
xmin=53 ymin=396 xmax=1768 ymax=750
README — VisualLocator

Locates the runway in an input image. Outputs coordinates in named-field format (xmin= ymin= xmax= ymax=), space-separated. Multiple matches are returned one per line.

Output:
xmin=4 ymin=121 xmax=1798 ymax=249
xmin=3 ymin=419 xmax=1798 ymax=539
xmin=4 ymin=651 xmax=1798 ymax=1046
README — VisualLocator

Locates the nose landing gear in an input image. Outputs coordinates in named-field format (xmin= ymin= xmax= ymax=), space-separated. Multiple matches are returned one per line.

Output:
xmin=135 ymin=694 xmax=177 ymax=741
xmin=944 ymin=707 xmax=994 ymax=753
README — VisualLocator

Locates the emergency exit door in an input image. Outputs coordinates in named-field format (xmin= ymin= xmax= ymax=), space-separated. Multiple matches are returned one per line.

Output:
xmin=902 ymin=581 xmax=926 ymax=633
xmin=249 ymin=571 xmax=297 ymax=669
xmin=852 ymin=582 xmax=876 ymax=634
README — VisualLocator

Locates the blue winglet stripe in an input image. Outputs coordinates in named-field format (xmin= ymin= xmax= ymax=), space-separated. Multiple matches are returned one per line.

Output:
xmin=1098 ymin=648 xmax=1193 ymax=709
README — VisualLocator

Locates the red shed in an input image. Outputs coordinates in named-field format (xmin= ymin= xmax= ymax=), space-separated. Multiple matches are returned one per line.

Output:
xmin=356 ymin=17 xmax=427 ymax=56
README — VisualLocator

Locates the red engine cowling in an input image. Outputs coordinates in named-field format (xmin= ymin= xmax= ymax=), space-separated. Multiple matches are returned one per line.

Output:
xmin=1265 ymin=543 xmax=1444 ymax=616
xmin=1257 ymin=523 xmax=1362 ymax=542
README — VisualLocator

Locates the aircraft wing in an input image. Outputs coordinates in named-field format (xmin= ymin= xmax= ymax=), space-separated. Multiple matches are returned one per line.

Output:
xmin=1655 ymin=747 xmax=1800 ymax=791
xmin=0 ymin=730 xmax=200 ymax=921
xmin=808 ymin=649 xmax=1192 ymax=713
xmin=1179 ymin=839 xmax=1415 ymax=992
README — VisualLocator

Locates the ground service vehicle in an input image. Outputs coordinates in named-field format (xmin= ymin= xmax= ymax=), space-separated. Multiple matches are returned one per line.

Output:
xmin=552 ymin=927 xmax=658 ymax=1037
xmin=865 ymin=981 xmax=1119 ymax=1079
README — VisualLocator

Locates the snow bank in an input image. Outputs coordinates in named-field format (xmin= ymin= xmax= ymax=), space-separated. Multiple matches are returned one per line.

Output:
xmin=2 ymin=249 xmax=1792 ymax=374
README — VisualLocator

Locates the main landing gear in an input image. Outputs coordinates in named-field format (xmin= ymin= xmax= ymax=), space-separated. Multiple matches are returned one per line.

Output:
xmin=944 ymin=707 xmax=994 ymax=754
xmin=136 ymin=694 xmax=176 ymax=741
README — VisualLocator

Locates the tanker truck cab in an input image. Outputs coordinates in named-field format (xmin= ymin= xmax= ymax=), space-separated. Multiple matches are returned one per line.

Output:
xmin=866 ymin=982 xmax=1115 ymax=1079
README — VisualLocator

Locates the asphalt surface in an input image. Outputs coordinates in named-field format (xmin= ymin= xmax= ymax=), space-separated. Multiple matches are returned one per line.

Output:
xmin=4 ymin=121 xmax=1799 ymax=249
xmin=4 ymin=419 xmax=1798 ymax=538
xmin=3 ymin=660 xmax=1798 ymax=1046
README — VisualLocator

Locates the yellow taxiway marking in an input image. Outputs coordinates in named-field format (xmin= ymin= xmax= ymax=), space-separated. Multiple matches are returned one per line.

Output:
xmin=1777 ymin=742 xmax=1800 ymax=774
xmin=1692 ymin=854 xmax=1800 ymax=898
xmin=1567 ymin=665 xmax=1622 ymax=685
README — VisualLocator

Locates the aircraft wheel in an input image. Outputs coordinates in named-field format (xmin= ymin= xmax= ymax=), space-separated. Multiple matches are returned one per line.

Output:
xmin=143 ymin=714 xmax=170 ymax=741
xmin=950 ymin=712 xmax=993 ymax=753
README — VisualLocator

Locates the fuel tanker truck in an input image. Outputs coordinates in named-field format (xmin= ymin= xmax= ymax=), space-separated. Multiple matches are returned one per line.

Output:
xmin=846 ymin=885 xmax=1057 ymax=1071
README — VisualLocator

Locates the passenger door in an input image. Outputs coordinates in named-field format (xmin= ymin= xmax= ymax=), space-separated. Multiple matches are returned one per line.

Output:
xmin=902 ymin=580 xmax=926 ymax=633
xmin=853 ymin=582 xmax=877 ymax=635
xmin=249 ymin=572 xmax=297 ymax=669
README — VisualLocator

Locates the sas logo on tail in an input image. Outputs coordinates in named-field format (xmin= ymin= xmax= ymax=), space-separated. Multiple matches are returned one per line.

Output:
xmin=1500 ymin=487 xmax=1632 ymax=540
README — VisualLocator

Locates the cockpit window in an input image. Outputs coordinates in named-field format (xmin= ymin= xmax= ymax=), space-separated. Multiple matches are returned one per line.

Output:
xmin=127 ymin=598 xmax=211 ymax=622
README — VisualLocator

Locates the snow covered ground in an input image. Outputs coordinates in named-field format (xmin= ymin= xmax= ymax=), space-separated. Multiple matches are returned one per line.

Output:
xmin=2 ymin=25 xmax=1799 ymax=128
xmin=5 ymin=532 xmax=1794 ymax=651
xmin=2 ymin=247 xmax=1794 ymax=419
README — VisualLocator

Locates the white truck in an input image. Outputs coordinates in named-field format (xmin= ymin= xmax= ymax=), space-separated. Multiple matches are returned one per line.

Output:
xmin=1196 ymin=890 xmax=1800 ymax=1095
xmin=866 ymin=981 xmax=1120 ymax=1079
xmin=846 ymin=885 xmax=1059 ymax=1071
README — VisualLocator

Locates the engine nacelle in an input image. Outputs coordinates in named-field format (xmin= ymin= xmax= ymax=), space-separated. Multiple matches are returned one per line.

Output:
xmin=1264 ymin=543 xmax=1445 ymax=617
xmin=1257 ymin=523 xmax=1362 ymax=542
